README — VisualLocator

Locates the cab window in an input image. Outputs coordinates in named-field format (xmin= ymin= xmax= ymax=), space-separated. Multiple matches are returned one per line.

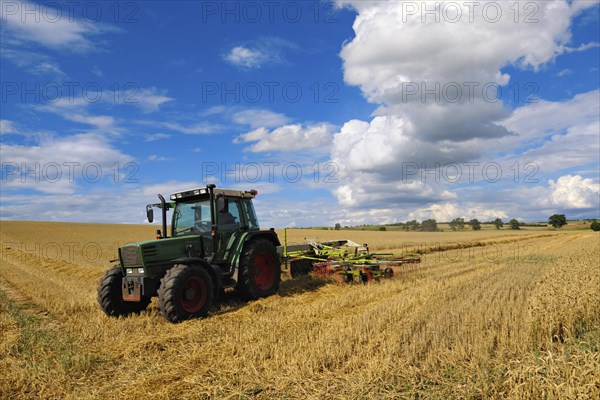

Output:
xmin=244 ymin=199 xmax=259 ymax=229
xmin=218 ymin=197 xmax=242 ymax=231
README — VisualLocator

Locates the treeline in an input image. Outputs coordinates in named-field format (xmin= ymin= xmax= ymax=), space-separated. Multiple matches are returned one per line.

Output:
xmin=327 ymin=214 xmax=600 ymax=232
xmin=395 ymin=218 xmax=492 ymax=232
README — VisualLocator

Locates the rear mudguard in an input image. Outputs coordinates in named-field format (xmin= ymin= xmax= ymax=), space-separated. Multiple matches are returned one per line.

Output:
xmin=228 ymin=230 xmax=281 ymax=286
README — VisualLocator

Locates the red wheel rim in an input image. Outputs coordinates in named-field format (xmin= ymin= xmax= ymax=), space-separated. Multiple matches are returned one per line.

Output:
xmin=180 ymin=276 xmax=206 ymax=313
xmin=253 ymin=253 xmax=276 ymax=290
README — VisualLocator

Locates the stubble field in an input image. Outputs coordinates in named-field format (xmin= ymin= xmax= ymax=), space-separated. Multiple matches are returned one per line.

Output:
xmin=1 ymin=221 xmax=599 ymax=399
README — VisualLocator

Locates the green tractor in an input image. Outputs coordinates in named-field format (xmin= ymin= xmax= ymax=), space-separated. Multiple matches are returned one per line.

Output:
xmin=97 ymin=184 xmax=281 ymax=323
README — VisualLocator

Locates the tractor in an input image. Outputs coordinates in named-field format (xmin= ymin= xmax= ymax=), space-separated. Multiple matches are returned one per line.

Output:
xmin=97 ymin=184 xmax=281 ymax=323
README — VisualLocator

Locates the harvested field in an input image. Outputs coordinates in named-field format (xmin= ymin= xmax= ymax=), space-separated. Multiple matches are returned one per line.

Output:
xmin=1 ymin=221 xmax=598 ymax=399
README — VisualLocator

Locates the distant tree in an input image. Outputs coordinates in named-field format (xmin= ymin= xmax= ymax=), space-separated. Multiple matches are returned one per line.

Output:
xmin=590 ymin=220 xmax=600 ymax=231
xmin=493 ymin=218 xmax=504 ymax=230
xmin=421 ymin=219 xmax=439 ymax=232
xmin=449 ymin=218 xmax=465 ymax=231
xmin=334 ymin=223 xmax=341 ymax=230
xmin=509 ymin=219 xmax=521 ymax=230
xmin=548 ymin=214 xmax=567 ymax=229
xmin=379 ymin=226 xmax=386 ymax=231
xmin=404 ymin=220 xmax=421 ymax=231
xmin=469 ymin=219 xmax=482 ymax=231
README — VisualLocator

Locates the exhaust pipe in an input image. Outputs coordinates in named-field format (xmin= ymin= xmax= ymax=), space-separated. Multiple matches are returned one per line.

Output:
xmin=207 ymin=184 xmax=217 ymax=261
xmin=158 ymin=194 xmax=168 ymax=239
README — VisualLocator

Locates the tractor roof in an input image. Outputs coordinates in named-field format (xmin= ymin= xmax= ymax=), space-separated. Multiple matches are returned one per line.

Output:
xmin=169 ymin=187 xmax=257 ymax=201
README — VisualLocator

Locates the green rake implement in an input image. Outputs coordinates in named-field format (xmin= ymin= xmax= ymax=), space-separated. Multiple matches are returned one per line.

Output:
xmin=278 ymin=229 xmax=421 ymax=283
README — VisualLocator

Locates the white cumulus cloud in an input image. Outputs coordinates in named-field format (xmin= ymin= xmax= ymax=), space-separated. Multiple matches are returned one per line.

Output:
xmin=235 ymin=123 xmax=336 ymax=152
xmin=550 ymin=175 xmax=600 ymax=209
xmin=407 ymin=203 xmax=508 ymax=222
xmin=325 ymin=0 xmax=599 ymax=223
xmin=225 ymin=46 xmax=267 ymax=69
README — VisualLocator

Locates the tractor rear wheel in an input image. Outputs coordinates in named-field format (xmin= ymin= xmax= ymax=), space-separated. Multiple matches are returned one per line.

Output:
xmin=158 ymin=264 xmax=214 ymax=323
xmin=97 ymin=266 xmax=150 ymax=317
xmin=237 ymin=239 xmax=281 ymax=300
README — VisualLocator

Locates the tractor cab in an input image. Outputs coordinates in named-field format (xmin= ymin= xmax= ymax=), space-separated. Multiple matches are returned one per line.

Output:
xmin=168 ymin=187 xmax=260 ymax=264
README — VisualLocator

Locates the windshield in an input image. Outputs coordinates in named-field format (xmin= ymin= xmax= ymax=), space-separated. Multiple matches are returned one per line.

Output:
xmin=172 ymin=199 xmax=212 ymax=236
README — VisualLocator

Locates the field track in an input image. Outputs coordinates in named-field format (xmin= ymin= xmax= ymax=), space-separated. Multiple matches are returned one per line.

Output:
xmin=1 ymin=222 xmax=598 ymax=399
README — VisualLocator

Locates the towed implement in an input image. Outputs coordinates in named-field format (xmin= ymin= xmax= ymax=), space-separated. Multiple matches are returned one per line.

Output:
xmin=281 ymin=235 xmax=420 ymax=283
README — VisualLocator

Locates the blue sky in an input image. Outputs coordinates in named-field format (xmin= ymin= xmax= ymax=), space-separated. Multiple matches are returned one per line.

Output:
xmin=1 ymin=0 xmax=599 ymax=227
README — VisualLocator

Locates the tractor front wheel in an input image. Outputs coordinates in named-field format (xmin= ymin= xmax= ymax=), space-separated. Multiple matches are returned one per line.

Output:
xmin=158 ymin=264 xmax=214 ymax=323
xmin=237 ymin=239 xmax=281 ymax=300
xmin=97 ymin=266 xmax=150 ymax=317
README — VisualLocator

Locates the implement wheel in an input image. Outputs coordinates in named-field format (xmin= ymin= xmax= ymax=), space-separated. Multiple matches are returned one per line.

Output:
xmin=97 ymin=266 xmax=150 ymax=317
xmin=158 ymin=264 xmax=214 ymax=323
xmin=290 ymin=258 xmax=313 ymax=277
xmin=237 ymin=239 xmax=281 ymax=300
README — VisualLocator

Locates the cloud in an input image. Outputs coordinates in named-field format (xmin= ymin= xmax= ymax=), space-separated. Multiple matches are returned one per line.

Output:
xmin=147 ymin=155 xmax=171 ymax=162
xmin=162 ymin=122 xmax=222 ymax=135
xmin=324 ymin=1 xmax=600 ymax=223
xmin=235 ymin=123 xmax=336 ymax=152
xmin=563 ymin=41 xmax=600 ymax=53
xmin=331 ymin=116 xmax=481 ymax=179
xmin=407 ymin=203 xmax=508 ymax=222
xmin=91 ymin=66 xmax=103 ymax=77
xmin=65 ymin=114 xmax=116 ymax=130
xmin=33 ymin=86 xmax=176 ymax=130
xmin=569 ymin=0 xmax=600 ymax=15
xmin=0 ymin=119 xmax=17 ymax=135
xmin=225 ymin=46 xmax=267 ymax=69
xmin=500 ymin=90 xmax=599 ymax=143
xmin=556 ymin=69 xmax=572 ymax=77
xmin=223 ymin=37 xmax=296 ymax=69
xmin=334 ymin=179 xmax=457 ymax=209
xmin=202 ymin=105 xmax=227 ymax=116
xmin=133 ymin=88 xmax=175 ymax=113
xmin=549 ymin=175 xmax=600 ymax=209
xmin=37 ymin=99 xmax=117 ymax=130
xmin=232 ymin=109 xmax=291 ymax=129
xmin=0 ymin=0 xmax=120 ymax=52
xmin=145 ymin=133 xmax=171 ymax=141
xmin=499 ymin=90 xmax=600 ymax=173
xmin=338 ymin=1 xmax=587 ymax=143
xmin=1 ymin=133 xmax=131 ymax=167
xmin=0 ymin=48 xmax=65 ymax=77
xmin=1 ymin=132 xmax=133 ymax=194
xmin=0 ymin=179 xmax=214 ymax=224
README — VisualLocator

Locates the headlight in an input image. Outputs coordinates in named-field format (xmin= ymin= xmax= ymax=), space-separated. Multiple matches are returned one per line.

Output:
xmin=138 ymin=268 xmax=144 ymax=274
xmin=126 ymin=268 xmax=133 ymax=275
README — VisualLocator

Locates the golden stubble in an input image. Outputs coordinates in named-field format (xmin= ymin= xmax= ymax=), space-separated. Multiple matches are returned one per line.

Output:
xmin=1 ymin=221 xmax=598 ymax=399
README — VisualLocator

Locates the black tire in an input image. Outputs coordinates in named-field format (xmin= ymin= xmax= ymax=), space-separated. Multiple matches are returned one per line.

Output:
xmin=157 ymin=264 xmax=214 ymax=323
xmin=97 ymin=266 xmax=150 ymax=317
xmin=237 ymin=239 xmax=281 ymax=300
xmin=343 ymin=273 xmax=354 ymax=283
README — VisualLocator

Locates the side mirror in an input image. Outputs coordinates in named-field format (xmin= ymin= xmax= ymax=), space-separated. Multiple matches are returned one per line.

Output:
xmin=216 ymin=195 xmax=228 ymax=213
xmin=146 ymin=206 xmax=154 ymax=223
